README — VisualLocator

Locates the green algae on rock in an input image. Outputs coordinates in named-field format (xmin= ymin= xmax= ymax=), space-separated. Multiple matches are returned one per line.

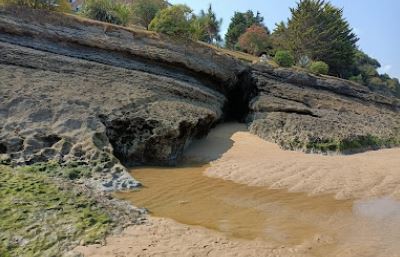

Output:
xmin=0 ymin=165 xmax=118 ymax=257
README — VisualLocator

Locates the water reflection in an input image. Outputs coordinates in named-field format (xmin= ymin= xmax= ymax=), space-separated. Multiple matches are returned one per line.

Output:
xmin=116 ymin=166 xmax=400 ymax=257
xmin=354 ymin=197 xmax=400 ymax=220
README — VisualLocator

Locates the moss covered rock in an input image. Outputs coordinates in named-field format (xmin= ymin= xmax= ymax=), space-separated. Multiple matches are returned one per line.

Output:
xmin=0 ymin=165 xmax=120 ymax=256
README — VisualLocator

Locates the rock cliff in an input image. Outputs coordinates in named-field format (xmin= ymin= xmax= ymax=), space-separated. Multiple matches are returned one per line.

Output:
xmin=248 ymin=65 xmax=400 ymax=153
xmin=0 ymin=9 xmax=242 ymax=190
xmin=0 ymin=9 xmax=399 ymax=190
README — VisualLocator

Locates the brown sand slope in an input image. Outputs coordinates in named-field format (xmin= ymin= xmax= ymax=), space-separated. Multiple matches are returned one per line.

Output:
xmin=203 ymin=124 xmax=400 ymax=200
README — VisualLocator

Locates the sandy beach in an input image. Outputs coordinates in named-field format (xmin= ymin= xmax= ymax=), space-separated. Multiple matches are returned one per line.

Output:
xmin=75 ymin=123 xmax=400 ymax=257
xmin=202 ymin=124 xmax=400 ymax=200
xmin=75 ymin=216 xmax=317 ymax=257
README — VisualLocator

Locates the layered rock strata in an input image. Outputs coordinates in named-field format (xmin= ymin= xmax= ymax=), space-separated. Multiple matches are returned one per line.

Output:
xmin=0 ymin=9 xmax=399 ymax=190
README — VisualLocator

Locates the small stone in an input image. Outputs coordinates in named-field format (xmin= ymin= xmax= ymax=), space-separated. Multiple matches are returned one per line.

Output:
xmin=63 ymin=251 xmax=84 ymax=257
xmin=102 ymin=180 xmax=114 ymax=188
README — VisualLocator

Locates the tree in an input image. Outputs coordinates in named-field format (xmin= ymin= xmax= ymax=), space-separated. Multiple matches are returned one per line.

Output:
xmin=80 ymin=0 xmax=131 ymax=26
xmin=270 ymin=21 xmax=291 ymax=54
xmin=149 ymin=4 xmax=194 ymax=38
xmin=225 ymin=10 xmax=267 ymax=49
xmin=192 ymin=4 xmax=222 ymax=44
xmin=387 ymin=78 xmax=400 ymax=97
xmin=131 ymin=0 xmax=167 ymax=29
xmin=278 ymin=0 xmax=358 ymax=76
xmin=347 ymin=50 xmax=400 ymax=97
xmin=237 ymin=24 xmax=271 ymax=55
xmin=347 ymin=50 xmax=380 ymax=83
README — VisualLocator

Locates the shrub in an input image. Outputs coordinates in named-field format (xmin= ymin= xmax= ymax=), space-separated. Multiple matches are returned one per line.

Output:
xmin=349 ymin=74 xmax=364 ymax=84
xmin=309 ymin=61 xmax=329 ymax=75
xmin=131 ymin=0 xmax=168 ymax=29
xmin=274 ymin=50 xmax=294 ymax=67
xmin=0 ymin=0 xmax=71 ymax=12
xmin=237 ymin=24 xmax=271 ymax=56
xmin=368 ymin=77 xmax=386 ymax=89
xmin=113 ymin=3 xmax=131 ymax=26
xmin=149 ymin=4 xmax=194 ymax=38
xmin=80 ymin=0 xmax=131 ymax=26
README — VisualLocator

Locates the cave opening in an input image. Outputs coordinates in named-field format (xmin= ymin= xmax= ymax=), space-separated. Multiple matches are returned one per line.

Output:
xmin=101 ymin=69 xmax=256 ymax=167
xmin=0 ymin=142 xmax=7 ymax=154
xmin=222 ymin=70 xmax=255 ymax=123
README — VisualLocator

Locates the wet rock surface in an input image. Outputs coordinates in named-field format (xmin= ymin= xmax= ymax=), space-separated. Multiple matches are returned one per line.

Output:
xmin=0 ymin=9 xmax=399 ymax=191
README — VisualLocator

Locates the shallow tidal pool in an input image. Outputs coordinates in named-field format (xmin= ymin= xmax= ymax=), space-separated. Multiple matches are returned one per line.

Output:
xmin=116 ymin=165 xmax=400 ymax=256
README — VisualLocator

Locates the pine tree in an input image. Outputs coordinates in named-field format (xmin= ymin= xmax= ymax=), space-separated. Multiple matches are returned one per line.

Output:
xmin=279 ymin=0 xmax=358 ymax=76
xmin=193 ymin=4 xmax=222 ymax=44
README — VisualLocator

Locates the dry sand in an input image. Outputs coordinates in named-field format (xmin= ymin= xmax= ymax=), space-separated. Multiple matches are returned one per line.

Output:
xmin=201 ymin=123 xmax=400 ymax=200
xmin=75 ymin=123 xmax=400 ymax=257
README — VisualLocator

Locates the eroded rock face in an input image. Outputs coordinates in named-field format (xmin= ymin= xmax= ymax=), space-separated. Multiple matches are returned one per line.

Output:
xmin=0 ymin=9 xmax=399 ymax=191
xmin=0 ymin=9 xmax=232 ymax=190
xmin=247 ymin=65 xmax=400 ymax=153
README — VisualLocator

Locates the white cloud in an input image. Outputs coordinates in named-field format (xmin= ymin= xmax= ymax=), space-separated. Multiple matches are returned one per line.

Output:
xmin=379 ymin=64 xmax=392 ymax=74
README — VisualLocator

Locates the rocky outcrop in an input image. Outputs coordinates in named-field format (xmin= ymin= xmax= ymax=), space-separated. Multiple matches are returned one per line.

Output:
xmin=0 ymin=9 xmax=399 ymax=191
xmin=0 ymin=9 xmax=239 ymax=190
xmin=247 ymin=65 xmax=400 ymax=153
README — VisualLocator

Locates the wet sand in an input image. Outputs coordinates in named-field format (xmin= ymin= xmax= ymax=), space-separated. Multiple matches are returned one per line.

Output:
xmin=76 ymin=216 xmax=316 ymax=257
xmin=76 ymin=123 xmax=400 ymax=257
xmin=117 ymin=166 xmax=352 ymax=247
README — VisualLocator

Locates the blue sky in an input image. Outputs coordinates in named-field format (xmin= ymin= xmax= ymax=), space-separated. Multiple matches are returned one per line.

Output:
xmin=169 ymin=0 xmax=400 ymax=79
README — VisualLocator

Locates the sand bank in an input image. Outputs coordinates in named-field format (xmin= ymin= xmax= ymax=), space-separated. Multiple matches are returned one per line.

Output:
xmin=197 ymin=124 xmax=400 ymax=200
xmin=75 ymin=123 xmax=400 ymax=257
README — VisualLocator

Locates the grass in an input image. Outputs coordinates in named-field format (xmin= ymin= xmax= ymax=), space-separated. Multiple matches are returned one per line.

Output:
xmin=0 ymin=6 xmax=158 ymax=38
xmin=203 ymin=42 xmax=279 ymax=66
xmin=0 ymin=165 xmax=113 ymax=257
xmin=18 ymin=161 xmax=93 ymax=180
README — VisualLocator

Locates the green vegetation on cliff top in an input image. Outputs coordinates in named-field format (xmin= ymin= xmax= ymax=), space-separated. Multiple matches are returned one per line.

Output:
xmin=3 ymin=0 xmax=397 ymax=97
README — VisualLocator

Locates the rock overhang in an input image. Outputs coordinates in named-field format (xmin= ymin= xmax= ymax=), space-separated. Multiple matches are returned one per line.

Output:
xmin=0 ymin=8 xmax=399 ymax=191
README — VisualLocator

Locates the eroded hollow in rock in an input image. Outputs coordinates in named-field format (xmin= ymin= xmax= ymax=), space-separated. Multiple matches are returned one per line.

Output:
xmin=100 ymin=115 xmax=218 ymax=167
xmin=34 ymin=135 xmax=62 ymax=148
xmin=100 ymin=72 xmax=255 ymax=167
xmin=0 ymin=142 xmax=7 ymax=154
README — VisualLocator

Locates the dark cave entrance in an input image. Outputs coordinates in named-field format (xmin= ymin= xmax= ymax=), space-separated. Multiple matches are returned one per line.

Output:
xmin=101 ymin=70 xmax=256 ymax=167
xmin=223 ymin=70 xmax=255 ymax=123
